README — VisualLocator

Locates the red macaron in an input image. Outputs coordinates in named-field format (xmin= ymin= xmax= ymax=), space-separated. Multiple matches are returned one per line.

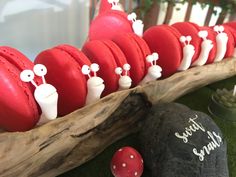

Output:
xmin=172 ymin=22 xmax=202 ymax=63
xmin=89 ymin=10 xmax=133 ymax=41
xmin=112 ymin=33 xmax=151 ymax=85
xmin=173 ymin=22 xmax=217 ymax=65
xmin=99 ymin=0 xmax=112 ymax=14
xmin=143 ymin=25 xmax=183 ymax=77
xmin=35 ymin=44 xmax=91 ymax=116
xmin=211 ymin=24 xmax=235 ymax=58
xmin=223 ymin=24 xmax=236 ymax=57
xmin=0 ymin=46 xmax=40 ymax=131
xmin=82 ymin=39 xmax=127 ymax=96
xmin=198 ymin=25 xmax=217 ymax=64
xmin=224 ymin=21 xmax=236 ymax=30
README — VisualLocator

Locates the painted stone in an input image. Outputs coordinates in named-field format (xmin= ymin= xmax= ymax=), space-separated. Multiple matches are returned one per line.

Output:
xmin=139 ymin=103 xmax=229 ymax=177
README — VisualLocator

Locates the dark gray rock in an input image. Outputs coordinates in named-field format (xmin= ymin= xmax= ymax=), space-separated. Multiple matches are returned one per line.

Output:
xmin=139 ymin=103 xmax=229 ymax=177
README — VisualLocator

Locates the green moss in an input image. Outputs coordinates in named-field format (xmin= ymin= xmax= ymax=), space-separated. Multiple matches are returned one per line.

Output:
xmin=214 ymin=88 xmax=236 ymax=108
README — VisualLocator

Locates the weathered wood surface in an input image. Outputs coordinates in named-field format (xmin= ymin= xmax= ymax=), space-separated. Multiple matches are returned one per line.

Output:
xmin=0 ymin=58 xmax=236 ymax=177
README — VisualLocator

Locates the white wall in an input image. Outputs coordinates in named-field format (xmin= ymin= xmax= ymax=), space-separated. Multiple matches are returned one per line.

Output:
xmin=157 ymin=2 xmax=226 ymax=26
xmin=0 ymin=0 xmax=90 ymax=60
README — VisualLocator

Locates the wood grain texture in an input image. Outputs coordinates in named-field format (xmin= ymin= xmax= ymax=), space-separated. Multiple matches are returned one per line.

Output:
xmin=0 ymin=58 xmax=236 ymax=177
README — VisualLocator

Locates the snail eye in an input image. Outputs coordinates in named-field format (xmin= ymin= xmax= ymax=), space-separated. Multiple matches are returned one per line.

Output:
xmin=115 ymin=67 xmax=122 ymax=75
xmin=146 ymin=55 xmax=154 ymax=63
xmin=123 ymin=64 xmax=131 ymax=71
xmin=20 ymin=70 xmax=35 ymax=82
xmin=90 ymin=63 xmax=99 ymax=72
xmin=219 ymin=25 xmax=224 ymax=32
xmin=186 ymin=36 xmax=192 ymax=42
xmin=82 ymin=65 xmax=90 ymax=75
xmin=33 ymin=64 xmax=47 ymax=77
xmin=152 ymin=53 xmax=159 ymax=61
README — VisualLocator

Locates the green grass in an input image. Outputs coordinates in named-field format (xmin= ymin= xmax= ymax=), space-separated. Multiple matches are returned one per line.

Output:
xmin=59 ymin=77 xmax=236 ymax=177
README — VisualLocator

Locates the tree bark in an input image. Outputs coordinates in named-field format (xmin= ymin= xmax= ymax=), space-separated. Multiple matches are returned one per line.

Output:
xmin=0 ymin=58 xmax=236 ymax=177
xmin=143 ymin=1 xmax=160 ymax=30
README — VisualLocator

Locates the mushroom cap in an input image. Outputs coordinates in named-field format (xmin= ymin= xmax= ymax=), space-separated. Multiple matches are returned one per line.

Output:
xmin=111 ymin=146 xmax=144 ymax=177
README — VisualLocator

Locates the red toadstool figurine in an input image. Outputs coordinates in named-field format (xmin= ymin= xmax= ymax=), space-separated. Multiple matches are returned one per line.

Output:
xmin=111 ymin=146 xmax=144 ymax=177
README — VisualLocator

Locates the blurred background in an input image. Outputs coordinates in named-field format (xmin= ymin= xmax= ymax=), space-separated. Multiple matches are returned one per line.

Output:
xmin=0 ymin=0 xmax=235 ymax=59
xmin=0 ymin=0 xmax=90 ymax=60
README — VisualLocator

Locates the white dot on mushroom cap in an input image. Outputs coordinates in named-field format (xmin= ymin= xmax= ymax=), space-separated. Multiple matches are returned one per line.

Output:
xmin=113 ymin=165 xmax=116 ymax=170
xmin=122 ymin=163 xmax=126 ymax=167
xmin=118 ymin=148 xmax=123 ymax=152
xmin=141 ymin=159 xmax=144 ymax=163
xmin=134 ymin=172 xmax=138 ymax=176
xmin=130 ymin=155 xmax=134 ymax=159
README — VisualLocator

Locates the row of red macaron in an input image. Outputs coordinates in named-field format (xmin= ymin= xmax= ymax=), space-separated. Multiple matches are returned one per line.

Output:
xmin=0 ymin=37 xmax=157 ymax=132
xmin=1 ymin=11 xmax=236 ymax=132
xmin=36 ymin=20 xmax=236 ymax=119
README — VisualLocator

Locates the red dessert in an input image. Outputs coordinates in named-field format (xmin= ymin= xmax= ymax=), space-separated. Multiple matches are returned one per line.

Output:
xmin=0 ymin=46 xmax=40 ymax=131
xmin=223 ymin=24 xmax=236 ymax=57
xmin=212 ymin=25 xmax=235 ymax=58
xmin=173 ymin=22 xmax=217 ymax=65
xmin=89 ymin=10 xmax=133 ymax=41
xmin=198 ymin=26 xmax=217 ymax=64
xmin=172 ymin=22 xmax=202 ymax=63
xmin=35 ymin=44 xmax=91 ymax=116
xmin=112 ymin=33 xmax=151 ymax=85
xmin=224 ymin=21 xmax=236 ymax=30
xmin=143 ymin=25 xmax=183 ymax=77
xmin=82 ymin=40 xmax=127 ymax=96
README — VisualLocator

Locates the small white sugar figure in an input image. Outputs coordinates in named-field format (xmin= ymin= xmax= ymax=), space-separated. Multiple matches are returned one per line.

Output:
xmin=178 ymin=35 xmax=195 ymax=71
xmin=20 ymin=64 xmax=58 ymax=125
xmin=108 ymin=0 xmax=123 ymax=11
xmin=192 ymin=30 xmax=213 ymax=66
xmin=139 ymin=52 xmax=162 ymax=85
xmin=82 ymin=63 xmax=105 ymax=105
xmin=115 ymin=63 xmax=132 ymax=90
xmin=213 ymin=25 xmax=228 ymax=62
xmin=127 ymin=12 xmax=144 ymax=37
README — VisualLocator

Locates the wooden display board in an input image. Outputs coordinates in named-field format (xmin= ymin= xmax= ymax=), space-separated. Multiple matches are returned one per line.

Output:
xmin=0 ymin=58 xmax=236 ymax=177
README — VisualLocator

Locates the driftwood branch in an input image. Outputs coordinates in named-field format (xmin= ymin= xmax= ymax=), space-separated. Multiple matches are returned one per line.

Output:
xmin=0 ymin=58 xmax=236 ymax=177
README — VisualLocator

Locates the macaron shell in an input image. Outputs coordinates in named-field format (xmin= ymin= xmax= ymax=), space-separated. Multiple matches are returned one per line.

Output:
xmin=222 ymin=25 xmax=236 ymax=56
xmin=0 ymin=46 xmax=42 ymax=88
xmin=82 ymin=40 xmax=121 ymax=96
xmin=211 ymin=25 xmax=235 ymax=58
xmin=172 ymin=22 xmax=202 ymax=63
xmin=143 ymin=25 xmax=182 ymax=78
xmin=89 ymin=10 xmax=133 ymax=41
xmin=102 ymin=40 xmax=128 ymax=68
xmin=129 ymin=33 xmax=151 ymax=72
xmin=56 ymin=44 xmax=91 ymax=66
xmin=35 ymin=48 xmax=87 ymax=116
xmin=0 ymin=56 xmax=39 ymax=131
xmin=225 ymin=25 xmax=236 ymax=45
xmin=224 ymin=21 xmax=236 ymax=30
xmin=112 ymin=33 xmax=146 ymax=85
xmin=0 ymin=46 xmax=34 ymax=70
xmin=99 ymin=0 xmax=112 ymax=14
